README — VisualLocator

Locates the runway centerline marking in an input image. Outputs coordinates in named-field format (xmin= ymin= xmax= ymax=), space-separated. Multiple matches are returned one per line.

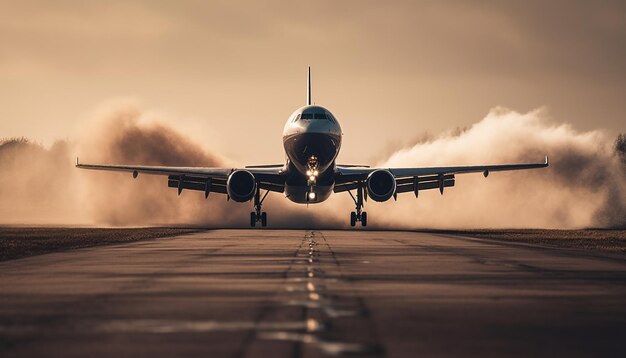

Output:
xmin=258 ymin=231 xmax=384 ymax=356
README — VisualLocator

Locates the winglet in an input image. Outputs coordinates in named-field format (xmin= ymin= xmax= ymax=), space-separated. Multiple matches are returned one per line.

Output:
xmin=75 ymin=157 xmax=79 ymax=167
xmin=545 ymin=155 xmax=549 ymax=166
xmin=306 ymin=66 xmax=311 ymax=106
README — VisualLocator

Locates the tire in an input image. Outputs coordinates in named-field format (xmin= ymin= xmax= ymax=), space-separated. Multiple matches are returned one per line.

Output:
xmin=261 ymin=212 xmax=267 ymax=227
xmin=350 ymin=212 xmax=357 ymax=227
xmin=250 ymin=212 xmax=256 ymax=227
xmin=361 ymin=211 xmax=367 ymax=227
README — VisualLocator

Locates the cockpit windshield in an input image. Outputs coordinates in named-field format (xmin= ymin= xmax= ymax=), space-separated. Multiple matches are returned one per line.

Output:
xmin=300 ymin=112 xmax=329 ymax=120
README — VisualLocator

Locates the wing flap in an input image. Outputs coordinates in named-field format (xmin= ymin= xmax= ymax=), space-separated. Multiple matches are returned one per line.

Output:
xmin=168 ymin=179 xmax=228 ymax=194
xmin=395 ymin=178 xmax=455 ymax=194
xmin=395 ymin=174 xmax=454 ymax=185
xmin=168 ymin=175 xmax=226 ymax=186
xmin=335 ymin=175 xmax=456 ymax=194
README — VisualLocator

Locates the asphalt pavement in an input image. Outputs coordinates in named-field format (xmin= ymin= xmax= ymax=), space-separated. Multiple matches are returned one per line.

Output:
xmin=1 ymin=230 xmax=625 ymax=357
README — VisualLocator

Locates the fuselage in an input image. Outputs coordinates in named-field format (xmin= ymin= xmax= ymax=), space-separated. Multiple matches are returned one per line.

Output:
xmin=282 ymin=105 xmax=342 ymax=203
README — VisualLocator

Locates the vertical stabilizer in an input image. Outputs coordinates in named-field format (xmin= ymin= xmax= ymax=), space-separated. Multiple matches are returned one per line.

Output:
xmin=306 ymin=66 xmax=311 ymax=106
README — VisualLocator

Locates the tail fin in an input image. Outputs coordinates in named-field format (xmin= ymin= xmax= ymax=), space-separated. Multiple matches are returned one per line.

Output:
xmin=306 ymin=66 xmax=311 ymax=106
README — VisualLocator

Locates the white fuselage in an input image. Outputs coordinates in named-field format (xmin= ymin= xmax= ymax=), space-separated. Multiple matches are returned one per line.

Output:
xmin=282 ymin=105 xmax=342 ymax=203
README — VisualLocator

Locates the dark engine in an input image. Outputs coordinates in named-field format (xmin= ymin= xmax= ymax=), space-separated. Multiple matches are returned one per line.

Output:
xmin=227 ymin=170 xmax=256 ymax=202
xmin=366 ymin=170 xmax=396 ymax=202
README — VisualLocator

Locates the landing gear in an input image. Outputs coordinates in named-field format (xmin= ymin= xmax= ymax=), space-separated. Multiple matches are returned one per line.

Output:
xmin=250 ymin=188 xmax=269 ymax=227
xmin=349 ymin=210 xmax=367 ymax=227
xmin=250 ymin=211 xmax=267 ymax=227
xmin=348 ymin=184 xmax=367 ymax=227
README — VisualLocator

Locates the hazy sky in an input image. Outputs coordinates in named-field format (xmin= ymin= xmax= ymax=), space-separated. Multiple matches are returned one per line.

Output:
xmin=1 ymin=0 xmax=624 ymax=164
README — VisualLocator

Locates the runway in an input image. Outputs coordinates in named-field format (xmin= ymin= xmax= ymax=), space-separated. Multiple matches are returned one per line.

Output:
xmin=1 ymin=230 xmax=625 ymax=357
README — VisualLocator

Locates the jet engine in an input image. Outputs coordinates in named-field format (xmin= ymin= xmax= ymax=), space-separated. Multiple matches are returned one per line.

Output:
xmin=227 ymin=170 xmax=256 ymax=202
xmin=366 ymin=170 xmax=396 ymax=202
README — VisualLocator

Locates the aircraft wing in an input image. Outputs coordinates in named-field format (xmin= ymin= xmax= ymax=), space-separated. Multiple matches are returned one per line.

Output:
xmin=334 ymin=156 xmax=549 ymax=195
xmin=75 ymin=159 xmax=286 ymax=196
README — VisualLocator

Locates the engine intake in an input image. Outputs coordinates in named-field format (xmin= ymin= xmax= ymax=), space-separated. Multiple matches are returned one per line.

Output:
xmin=227 ymin=170 xmax=256 ymax=202
xmin=366 ymin=170 xmax=396 ymax=202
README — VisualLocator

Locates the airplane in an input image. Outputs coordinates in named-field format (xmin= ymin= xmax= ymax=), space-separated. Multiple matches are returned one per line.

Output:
xmin=76 ymin=67 xmax=549 ymax=227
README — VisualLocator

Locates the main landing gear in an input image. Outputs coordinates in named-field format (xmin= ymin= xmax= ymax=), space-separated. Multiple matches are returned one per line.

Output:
xmin=250 ymin=188 xmax=269 ymax=227
xmin=348 ymin=185 xmax=367 ymax=227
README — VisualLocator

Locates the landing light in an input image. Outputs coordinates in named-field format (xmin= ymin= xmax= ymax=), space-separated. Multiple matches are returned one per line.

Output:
xmin=309 ymin=175 xmax=316 ymax=182
xmin=306 ymin=170 xmax=312 ymax=176
xmin=313 ymin=170 xmax=318 ymax=176
xmin=308 ymin=192 xmax=316 ymax=200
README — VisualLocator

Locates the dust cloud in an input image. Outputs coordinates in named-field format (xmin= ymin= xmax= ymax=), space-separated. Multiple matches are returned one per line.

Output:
xmin=364 ymin=107 xmax=626 ymax=229
xmin=0 ymin=104 xmax=623 ymax=229
xmin=0 ymin=102 xmax=339 ymax=227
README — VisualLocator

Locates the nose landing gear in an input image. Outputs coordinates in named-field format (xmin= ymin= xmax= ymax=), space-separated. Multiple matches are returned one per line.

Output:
xmin=348 ymin=184 xmax=367 ymax=227
xmin=250 ymin=188 xmax=269 ymax=227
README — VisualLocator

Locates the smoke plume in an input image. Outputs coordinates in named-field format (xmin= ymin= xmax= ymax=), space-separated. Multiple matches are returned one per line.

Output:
xmin=0 ymin=103 xmax=623 ymax=228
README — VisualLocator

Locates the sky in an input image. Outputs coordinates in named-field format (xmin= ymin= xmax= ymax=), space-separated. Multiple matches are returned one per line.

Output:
xmin=1 ymin=0 xmax=625 ymax=165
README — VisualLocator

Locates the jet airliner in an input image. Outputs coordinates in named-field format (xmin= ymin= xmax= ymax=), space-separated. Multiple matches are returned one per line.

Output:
xmin=77 ymin=67 xmax=548 ymax=227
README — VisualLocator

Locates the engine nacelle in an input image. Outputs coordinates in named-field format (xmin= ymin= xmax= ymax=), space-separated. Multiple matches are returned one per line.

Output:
xmin=366 ymin=169 xmax=396 ymax=202
xmin=227 ymin=170 xmax=256 ymax=202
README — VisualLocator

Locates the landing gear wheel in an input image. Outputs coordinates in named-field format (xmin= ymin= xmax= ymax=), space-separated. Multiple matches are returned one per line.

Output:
xmin=250 ymin=189 xmax=270 ymax=228
xmin=348 ymin=185 xmax=366 ymax=228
